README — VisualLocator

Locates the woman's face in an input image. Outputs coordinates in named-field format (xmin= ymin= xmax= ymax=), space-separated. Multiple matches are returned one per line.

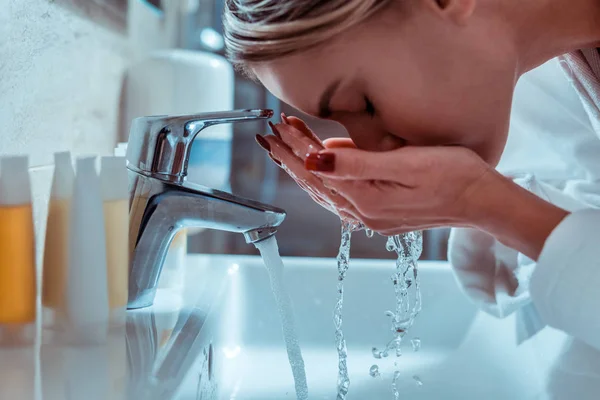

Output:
xmin=253 ymin=0 xmax=520 ymax=165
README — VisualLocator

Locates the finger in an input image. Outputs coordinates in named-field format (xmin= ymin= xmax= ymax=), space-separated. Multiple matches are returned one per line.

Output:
xmin=378 ymin=225 xmax=437 ymax=236
xmin=265 ymin=135 xmax=356 ymax=212
xmin=305 ymin=147 xmax=415 ymax=184
xmin=304 ymin=185 xmax=362 ymax=222
xmin=264 ymin=135 xmax=305 ymax=173
xmin=296 ymin=179 xmax=334 ymax=210
xmin=268 ymin=152 xmax=283 ymax=167
xmin=282 ymin=166 xmax=337 ymax=214
xmin=272 ymin=123 xmax=323 ymax=160
xmin=285 ymin=116 xmax=324 ymax=146
xmin=304 ymin=189 xmax=337 ymax=214
xmin=323 ymin=138 xmax=357 ymax=149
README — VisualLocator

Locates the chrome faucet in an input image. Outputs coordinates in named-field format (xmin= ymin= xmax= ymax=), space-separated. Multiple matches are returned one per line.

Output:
xmin=126 ymin=109 xmax=285 ymax=309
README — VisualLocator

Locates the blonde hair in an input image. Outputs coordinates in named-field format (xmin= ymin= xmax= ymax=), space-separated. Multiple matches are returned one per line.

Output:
xmin=224 ymin=0 xmax=391 ymax=68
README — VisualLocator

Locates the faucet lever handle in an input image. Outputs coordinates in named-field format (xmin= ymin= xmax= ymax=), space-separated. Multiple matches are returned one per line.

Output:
xmin=127 ymin=109 xmax=274 ymax=183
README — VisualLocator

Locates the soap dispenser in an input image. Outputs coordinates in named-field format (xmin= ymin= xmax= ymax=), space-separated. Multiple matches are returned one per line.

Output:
xmin=0 ymin=155 xmax=36 ymax=346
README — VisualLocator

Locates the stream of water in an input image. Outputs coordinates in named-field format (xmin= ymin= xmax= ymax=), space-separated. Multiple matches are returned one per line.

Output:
xmin=372 ymin=232 xmax=423 ymax=359
xmin=333 ymin=221 xmax=355 ymax=399
xmin=254 ymin=225 xmax=422 ymax=399
xmin=383 ymin=232 xmax=423 ymax=397
xmin=335 ymin=225 xmax=423 ymax=399
xmin=255 ymin=237 xmax=309 ymax=400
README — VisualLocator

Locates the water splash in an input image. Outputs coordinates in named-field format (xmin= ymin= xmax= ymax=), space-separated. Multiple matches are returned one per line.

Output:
xmin=334 ymin=221 xmax=354 ymax=399
xmin=392 ymin=371 xmax=402 ymax=400
xmin=411 ymin=338 xmax=421 ymax=352
xmin=255 ymin=237 xmax=308 ymax=400
xmin=371 ymin=346 xmax=387 ymax=359
xmin=385 ymin=232 xmax=423 ymax=393
xmin=369 ymin=365 xmax=380 ymax=377
xmin=413 ymin=375 xmax=423 ymax=387
xmin=387 ymin=234 xmax=422 ymax=334
xmin=336 ymin=224 xmax=423 ymax=399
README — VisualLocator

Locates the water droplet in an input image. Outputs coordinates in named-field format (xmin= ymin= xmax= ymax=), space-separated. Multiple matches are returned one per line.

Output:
xmin=394 ymin=361 xmax=398 ymax=368
xmin=411 ymin=338 xmax=421 ymax=352
xmin=385 ymin=310 xmax=395 ymax=318
xmin=395 ymin=346 xmax=402 ymax=357
xmin=413 ymin=375 xmax=423 ymax=386
xmin=369 ymin=365 xmax=380 ymax=377
xmin=365 ymin=228 xmax=374 ymax=238
xmin=386 ymin=237 xmax=396 ymax=252
xmin=371 ymin=347 xmax=382 ymax=359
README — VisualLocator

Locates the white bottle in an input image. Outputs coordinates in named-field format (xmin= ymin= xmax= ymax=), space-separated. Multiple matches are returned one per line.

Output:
xmin=100 ymin=156 xmax=129 ymax=329
xmin=42 ymin=152 xmax=75 ymax=339
xmin=66 ymin=157 xmax=109 ymax=345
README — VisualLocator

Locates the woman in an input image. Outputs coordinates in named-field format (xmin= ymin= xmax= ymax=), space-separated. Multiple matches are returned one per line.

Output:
xmin=223 ymin=0 xmax=600 ymax=353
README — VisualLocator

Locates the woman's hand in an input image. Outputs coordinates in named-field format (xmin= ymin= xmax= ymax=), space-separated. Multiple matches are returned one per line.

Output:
xmin=302 ymin=144 xmax=496 ymax=234
xmin=256 ymin=115 xmax=361 ymax=224
xmin=258 ymin=115 xmax=494 ymax=233
xmin=257 ymin=116 xmax=569 ymax=260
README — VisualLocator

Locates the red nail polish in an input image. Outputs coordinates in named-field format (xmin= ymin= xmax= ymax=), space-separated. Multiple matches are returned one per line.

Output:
xmin=268 ymin=153 xmax=283 ymax=167
xmin=305 ymin=152 xmax=335 ymax=172
xmin=268 ymin=121 xmax=282 ymax=139
xmin=281 ymin=113 xmax=290 ymax=125
xmin=255 ymin=134 xmax=271 ymax=152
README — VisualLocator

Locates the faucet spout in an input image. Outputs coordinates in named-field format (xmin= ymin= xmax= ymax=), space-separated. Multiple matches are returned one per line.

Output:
xmin=128 ymin=177 xmax=285 ymax=309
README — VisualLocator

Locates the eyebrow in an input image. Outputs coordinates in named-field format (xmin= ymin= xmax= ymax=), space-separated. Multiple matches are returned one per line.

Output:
xmin=318 ymin=79 xmax=342 ymax=118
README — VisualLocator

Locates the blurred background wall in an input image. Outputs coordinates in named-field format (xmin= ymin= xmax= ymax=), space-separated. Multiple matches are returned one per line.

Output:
xmin=0 ymin=0 xmax=450 ymax=264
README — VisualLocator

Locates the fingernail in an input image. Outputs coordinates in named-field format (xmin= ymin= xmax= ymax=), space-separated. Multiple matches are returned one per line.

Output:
xmin=255 ymin=134 xmax=271 ymax=152
xmin=268 ymin=153 xmax=283 ymax=167
xmin=268 ymin=121 xmax=282 ymax=139
xmin=281 ymin=113 xmax=290 ymax=125
xmin=305 ymin=152 xmax=335 ymax=172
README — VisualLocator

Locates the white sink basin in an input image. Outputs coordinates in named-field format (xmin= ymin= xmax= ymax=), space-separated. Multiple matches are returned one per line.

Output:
xmin=15 ymin=254 xmax=595 ymax=400
xmin=134 ymin=255 xmax=590 ymax=400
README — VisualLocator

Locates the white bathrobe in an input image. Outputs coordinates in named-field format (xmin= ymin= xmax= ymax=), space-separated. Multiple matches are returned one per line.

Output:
xmin=531 ymin=50 xmax=600 ymax=350
xmin=449 ymin=49 xmax=600 ymax=349
xmin=448 ymin=50 xmax=600 ymax=396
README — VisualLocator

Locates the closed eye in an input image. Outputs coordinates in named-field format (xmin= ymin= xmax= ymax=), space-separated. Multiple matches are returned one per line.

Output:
xmin=364 ymin=96 xmax=376 ymax=118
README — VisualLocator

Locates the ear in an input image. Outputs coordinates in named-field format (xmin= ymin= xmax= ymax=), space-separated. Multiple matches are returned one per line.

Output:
xmin=428 ymin=0 xmax=477 ymax=25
